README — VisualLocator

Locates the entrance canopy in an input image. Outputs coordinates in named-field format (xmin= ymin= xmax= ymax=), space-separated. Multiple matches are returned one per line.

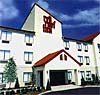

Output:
xmin=33 ymin=49 xmax=81 ymax=68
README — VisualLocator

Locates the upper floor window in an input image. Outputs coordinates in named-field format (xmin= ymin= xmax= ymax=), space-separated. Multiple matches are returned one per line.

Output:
xmin=24 ymin=52 xmax=33 ymax=64
xmin=0 ymin=50 xmax=10 ymax=63
xmin=60 ymin=54 xmax=63 ymax=60
xmin=98 ymin=44 xmax=100 ymax=53
xmin=78 ymin=56 xmax=83 ymax=65
xmin=64 ymin=41 xmax=70 ymax=50
xmin=60 ymin=54 xmax=67 ymax=61
xmin=25 ymin=34 xmax=33 ymax=46
xmin=1 ymin=30 xmax=12 ymax=43
xmin=23 ymin=72 xmax=32 ymax=83
xmin=77 ymin=42 xmax=82 ymax=51
xmin=84 ymin=43 xmax=88 ymax=52
xmin=85 ymin=56 xmax=90 ymax=65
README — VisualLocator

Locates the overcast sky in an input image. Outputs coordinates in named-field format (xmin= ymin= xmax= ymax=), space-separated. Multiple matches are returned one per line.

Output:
xmin=0 ymin=0 xmax=100 ymax=39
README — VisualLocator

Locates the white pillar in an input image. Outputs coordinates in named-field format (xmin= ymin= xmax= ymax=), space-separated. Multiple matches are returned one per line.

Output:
xmin=74 ymin=69 xmax=81 ymax=85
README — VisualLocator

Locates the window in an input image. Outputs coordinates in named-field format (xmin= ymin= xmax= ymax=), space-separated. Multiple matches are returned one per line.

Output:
xmin=60 ymin=54 xmax=63 ymax=60
xmin=98 ymin=44 xmax=100 ymax=53
xmin=85 ymin=56 xmax=90 ymax=65
xmin=25 ymin=34 xmax=33 ymax=46
xmin=64 ymin=54 xmax=67 ymax=60
xmin=84 ymin=43 xmax=88 ymax=52
xmin=1 ymin=30 xmax=12 ymax=43
xmin=0 ymin=73 xmax=5 ymax=83
xmin=77 ymin=42 xmax=82 ymax=51
xmin=0 ymin=50 xmax=10 ymax=63
xmin=24 ymin=52 xmax=33 ymax=64
xmin=64 ymin=41 xmax=70 ymax=50
xmin=23 ymin=72 xmax=32 ymax=82
xmin=86 ymin=71 xmax=91 ymax=81
xmin=68 ymin=71 xmax=72 ymax=81
xmin=78 ymin=56 xmax=83 ymax=65
xmin=80 ymin=71 xmax=85 ymax=79
xmin=60 ymin=54 xmax=67 ymax=61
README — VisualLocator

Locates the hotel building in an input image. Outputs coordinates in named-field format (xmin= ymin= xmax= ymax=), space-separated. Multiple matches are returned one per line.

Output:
xmin=0 ymin=4 xmax=100 ymax=88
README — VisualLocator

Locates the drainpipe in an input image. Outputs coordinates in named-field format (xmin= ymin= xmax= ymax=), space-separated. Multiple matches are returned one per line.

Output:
xmin=92 ymin=42 xmax=99 ymax=77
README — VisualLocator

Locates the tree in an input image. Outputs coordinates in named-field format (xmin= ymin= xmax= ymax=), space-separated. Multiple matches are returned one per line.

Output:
xmin=46 ymin=79 xmax=51 ymax=90
xmin=31 ymin=67 xmax=36 ymax=86
xmin=15 ymin=77 xmax=20 ymax=88
xmin=81 ymin=75 xmax=85 ymax=86
xmin=95 ymin=74 xmax=99 ymax=84
xmin=4 ymin=58 xmax=17 ymax=88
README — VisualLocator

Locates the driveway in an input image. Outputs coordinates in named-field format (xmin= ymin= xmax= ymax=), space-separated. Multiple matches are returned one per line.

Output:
xmin=43 ymin=87 xmax=100 ymax=95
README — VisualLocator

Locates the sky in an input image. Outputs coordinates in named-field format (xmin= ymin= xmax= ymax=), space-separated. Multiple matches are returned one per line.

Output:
xmin=0 ymin=0 xmax=100 ymax=40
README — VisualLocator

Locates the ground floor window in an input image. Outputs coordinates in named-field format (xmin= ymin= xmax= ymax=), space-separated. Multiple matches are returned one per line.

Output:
xmin=80 ymin=71 xmax=85 ymax=79
xmin=0 ymin=73 xmax=5 ymax=83
xmin=23 ymin=72 xmax=32 ymax=83
xmin=68 ymin=71 xmax=72 ymax=82
xmin=86 ymin=71 xmax=91 ymax=81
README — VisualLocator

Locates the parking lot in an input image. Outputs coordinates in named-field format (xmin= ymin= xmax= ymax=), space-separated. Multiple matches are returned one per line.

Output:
xmin=43 ymin=87 xmax=100 ymax=95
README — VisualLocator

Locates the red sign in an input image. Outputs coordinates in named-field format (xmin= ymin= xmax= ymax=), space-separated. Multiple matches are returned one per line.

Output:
xmin=43 ymin=16 xmax=56 ymax=33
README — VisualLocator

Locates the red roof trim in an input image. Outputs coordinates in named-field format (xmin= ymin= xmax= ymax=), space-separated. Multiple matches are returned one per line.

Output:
xmin=33 ymin=49 xmax=81 ymax=67
xmin=83 ymin=32 xmax=100 ymax=41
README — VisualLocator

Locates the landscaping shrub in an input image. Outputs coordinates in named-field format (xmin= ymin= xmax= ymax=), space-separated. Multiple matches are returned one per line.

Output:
xmin=1 ymin=88 xmax=6 ymax=90
xmin=16 ymin=89 xmax=20 ymax=94
xmin=95 ymin=74 xmax=99 ymax=84
xmin=15 ymin=77 xmax=20 ymax=88
xmin=37 ymin=87 xmax=41 ymax=91
xmin=46 ymin=80 xmax=51 ymax=90
xmin=0 ymin=92 xmax=4 ymax=95
xmin=81 ymin=76 xmax=86 ymax=86
xmin=32 ymin=87 xmax=36 ymax=91
xmin=42 ymin=86 xmax=45 ymax=90
xmin=6 ymin=91 xmax=10 ymax=95
xmin=10 ymin=90 xmax=15 ymax=95
xmin=20 ymin=88 xmax=27 ymax=94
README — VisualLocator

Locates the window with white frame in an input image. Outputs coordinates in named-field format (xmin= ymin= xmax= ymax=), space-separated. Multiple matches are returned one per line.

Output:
xmin=85 ymin=56 xmax=90 ymax=65
xmin=86 ymin=71 xmax=91 ymax=81
xmin=0 ymin=73 xmax=5 ymax=83
xmin=84 ymin=43 xmax=88 ymax=52
xmin=64 ymin=41 xmax=70 ymax=50
xmin=24 ymin=52 xmax=33 ymax=64
xmin=80 ymin=71 xmax=85 ymax=79
xmin=78 ymin=56 xmax=83 ymax=65
xmin=68 ymin=71 xmax=72 ymax=81
xmin=1 ymin=30 xmax=12 ymax=43
xmin=23 ymin=72 xmax=31 ymax=82
xmin=0 ymin=50 xmax=10 ymax=62
xmin=77 ymin=42 xmax=82 ymax=51
xmin=98 ymin=44 xmax=100 ymax=53
xmin=25 ymin=34 xmax=33 ymax=46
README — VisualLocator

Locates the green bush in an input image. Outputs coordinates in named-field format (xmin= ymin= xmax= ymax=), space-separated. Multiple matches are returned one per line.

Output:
xmin=81 ymin=76 xmax=86 ymax=86
xmin=15 ymin=77 xmax=20 ymax=88
xmin=46 ymin=80 xmax=51 ymax=90
xmin=10 ymin=90 xmax=15 ymax=95
xmin=20 ymin=88 xmax=27 ymax=94
xmin=0 ymin=92 xmax=4 ymax=95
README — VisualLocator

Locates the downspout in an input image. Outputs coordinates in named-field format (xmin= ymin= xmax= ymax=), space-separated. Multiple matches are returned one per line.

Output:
xmin=92 ymin=41 xmax=99 ymax=77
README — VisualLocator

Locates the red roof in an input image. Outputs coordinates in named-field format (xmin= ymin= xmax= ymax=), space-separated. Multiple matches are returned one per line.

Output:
xmin=83 ymin=32 xmax=100 ymax=41
xmin=33 ymin=49 xmax=81 ymax=67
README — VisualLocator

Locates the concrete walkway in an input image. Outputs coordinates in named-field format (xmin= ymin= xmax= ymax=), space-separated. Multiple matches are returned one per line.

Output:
xmin=39 ymin=84 xmax=82 ymax=95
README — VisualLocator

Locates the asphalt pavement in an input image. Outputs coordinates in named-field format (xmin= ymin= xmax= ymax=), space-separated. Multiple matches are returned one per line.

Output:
xmin=43 ymin=87 xmax=100 ymax=95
